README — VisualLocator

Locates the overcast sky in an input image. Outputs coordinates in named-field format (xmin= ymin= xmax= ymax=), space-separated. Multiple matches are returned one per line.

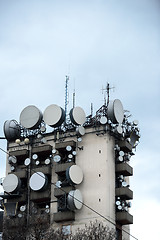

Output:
xmin=0 ymin=1 xmax=160 ymax=239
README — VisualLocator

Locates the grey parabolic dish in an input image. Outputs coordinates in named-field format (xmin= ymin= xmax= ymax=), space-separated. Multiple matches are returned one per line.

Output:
xmin=29 ymin=172 xmax=48 ymax=191
xmin=70 ymin=107 xmax=86 ymax=125
xmin=20 ymin=105 xmax=42 ymax=129
xmin=4 ymin=120 xmax=21 ymax=141
xmin=3 ymin=174 xmax=21 ymax=193
xmin=107 ymin=99 xmax=124 ymax=124
xmin=67 ymin=189 xmax=83 ymax=211
xmin=43 ymin=104 xmax=65 ymax=127
xmin=66 ymin=165 xmax=83 ymax=185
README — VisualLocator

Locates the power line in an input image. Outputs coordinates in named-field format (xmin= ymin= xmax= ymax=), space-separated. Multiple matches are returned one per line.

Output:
xmin=0 ymin=148 xmax=138 ymax=240
xmin=31 ymin=169 xmax=138 ymax=240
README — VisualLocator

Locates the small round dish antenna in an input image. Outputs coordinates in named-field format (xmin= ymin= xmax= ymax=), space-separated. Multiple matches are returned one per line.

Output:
xmin=100 ymin=116 xmax=107 ymax=125
xmin=45 ymin=158 xmax=50 ymax=165
xmin=117 ymin=156 xmax=123 ymax=162
xmin=133 ymin=120 xmax=139 ymax=126
xmin=18 ymin=213 xmax=23 ymax=218
xmin=72 ymin=151 xmax=77 ymax=156
xmin=116 ymin=200 xmax=121 ymax=206
xmin=20 ymin=105 xmax=42 ymax=129
xmin=117 ymin=205 xmax=122 ymax=210
xmin=45 ymin=208 xmax=50 ymax=214
xmin=119 ymin=151 xmax=124 ymax=157
xmin=70 ymin=107 xmax=86 ymax=125
xmin=35 ymin=160 xmax=40 ymax=165
xmin=43 ymin=104 xmax=65 ymax=128
xmin=122 ymin=181 xmax=127 ymax=187
xmin=4 ymin=120 xmax=21 ymax=142
xmin=3 ymin=174 xmax=21 ymax=193
xmin=40 ymin=125 xmax=46 ymax=132
xmin=29 ymin=172 xmax=48 ymax=191
xmin=8 ymin=156 xmax=17 ymax=164
xmin=10 ymin=166 xmax=15 ymax=171
xmin=77 ymin=137 xmax=82 ymax=142
xmin=66 ymin=165 xmax=83 ymax=185
xmin=24 ymin=158 xmax=31 ymax=166
xmin=68 ymin=154 xmax=73 ymax=159
xmin=66 ymin=145 xmax=72 ymax=152
xmin=20 ymin=205 xmax=26 ymax=212
xmin=53 ymin=155 xmax=61 ymax=163
xmin=107 ymin=99 xmax=124 ymax=124
xmin=52 ymin=149 xmax=57 ymax=154
xmin=116 ymin=125 xmax=123 ymax=134
xmin=76 ymin=126 xmax=85 ymax=136
xmin=32 ymin=154 xmax=38 ymax=160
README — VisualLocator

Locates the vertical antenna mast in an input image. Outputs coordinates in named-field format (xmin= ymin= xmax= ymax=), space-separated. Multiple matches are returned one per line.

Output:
xmin=73 ymin=79 xmax=75 ymax=108
xmin=65 ymin=75 xmax=69 ymax=123
xmin=102 ymin=82 xmax=115 ymax=106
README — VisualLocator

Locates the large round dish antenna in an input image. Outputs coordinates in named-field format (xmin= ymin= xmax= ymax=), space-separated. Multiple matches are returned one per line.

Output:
xmin=107 ymin=99 xmax=124 ymax=124
xmin=29 ymin=172 xmax=48 ymax=191
xmin=66 ymin=165 xmax=83 ymax=185
xmin=67 ymin=189 xmax=83 ymax=211
xmin=3 ymin=174 xmax=21 ymax=193
xmin=43 ymin=104 xmax=65 ymax=127
xmin=4 ymin=120 xmax=21 ymax=141
xmin=20 ymin=105 xmax=42 ymax=129
xmin=70 ymin=107 xmax=86 ymax=125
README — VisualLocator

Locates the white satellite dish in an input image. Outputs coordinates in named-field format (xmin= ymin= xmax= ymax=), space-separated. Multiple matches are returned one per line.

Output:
xmin=66 ymin=145 xmax=72 ymax=152
xmin=53 ymin=155 xmax=61 ymax=163
xmin=77 ymin=137 xmax=82 ymax=142
xmin=10 ymin=166 xmax=15 ymax=171
xmin=117 ymin=156 xmax=123 ymax=162
xmin=52 ymin=149 xmax=57 ymax=154
xmin=68 ymin=154 xmax=73 ymax=159
xmin=45 ymin=208 xmax=50 ymax=213
xmin=116 ymin=200 xmax=121 ymax=206
xmin=116 ymin=125 xmax=123 ymax=134
xmin=122 ymin=181 xmax=127 ymax=187
xmin=32 ymin=154 xmax=38 ymax=160
xmin=3 ymin=174 xmax=21 ymax=193
xmin=24 ymin=158 xmax=31 ymax=166
xmin=119 ymin=151 xmax=124 ymax=157
xmin=70 ymin=107 xmax=86 ymax=125
xmin=100 ymin=116 xmax=107 ymax=125
xmin=133 ymin=120 xmax=139 ymax=126
xmin=20 ymin=205 xmax=26 ymax=212
xmin=4 ymin=120 xmax=21 ymax=142
xmin=8 ymin=156 xmax=17 ymax=164
xmin=29 ymin=172 xmax=48 ymax=191
xmin=117 ymin=205 xmax=122 ymax=210
xmin=43 ymin=104 xmax=65 ymax=127
xmin=45 ymin=158 xmax=50 ymax=165
xmin=72 ymin=151 xmax=77 ymax=156
xmin=35 ymin=160 xmax=40 ymax=165
xmin=20 ymin=105 xmax=42 ymax=129
xmin=76 ymin=126 xmax=86 ymax=136
xmin=66 ymin=165 xmax=83 ymax=185
xmin=107 ymin=99 xmax=124 ymax=124
xmin=67 ymin=189 xmax=83 ymax=211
